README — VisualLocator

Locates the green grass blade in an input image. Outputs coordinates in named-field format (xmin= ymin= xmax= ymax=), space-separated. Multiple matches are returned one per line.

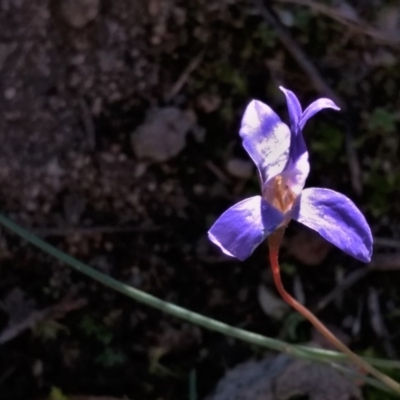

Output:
xmin=0 ymin=213 xmax=399 ymax=377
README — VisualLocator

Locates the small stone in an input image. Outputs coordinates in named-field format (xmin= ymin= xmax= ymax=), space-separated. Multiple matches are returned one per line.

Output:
xmin=131 ymin=107 xmax=196 ymax=163
xmin=60 ymin=0 xmax=100 ymax=29
xmin=147 ymin=182 xmax=156 ymax=192
xmin=134 ymin=162 xmax=148 ymax=178
xmin=193 ymin=184 xmax=205 ymax=195
xmin=191 ymin=125 xmax=206 ymax=143
xmin=4 ymin=87 xmax=16 ymax=100
xmin=69 ymin=53 xmax=86 ymax=65
xmin=226 ymin=158 xmax=253 ymax=179
xmin=32 ymin=359 xmax=43 ymax=378
xmin=196 ymin=93 xmax=221 ymax=113
xmin=91 ymin=97 xmax=103 ymax=116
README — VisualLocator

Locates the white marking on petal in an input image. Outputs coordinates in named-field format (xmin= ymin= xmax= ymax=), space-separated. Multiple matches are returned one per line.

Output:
xmin=240 ymin=100 xmax=291 ymax=185
xmin=282 ymin=151 xmax=310 ymax=196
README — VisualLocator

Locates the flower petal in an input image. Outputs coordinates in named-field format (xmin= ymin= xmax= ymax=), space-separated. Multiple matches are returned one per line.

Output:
xmin=292 ymin=188 xmax=373 ymax=262
xmin=208 ymin=196 xmax=285 ymax=261
xmin=281 ymin=150 xmax=310 ymax=196
xmin=240 ymin=100 xmax=291 ymax=185
xmin=279 ymin=86 xmax=302 ymax=133
xmin=278 ymin=87 xmax=309 ymax=187
xmin=299 ymin=98 xmax=340 ymax=130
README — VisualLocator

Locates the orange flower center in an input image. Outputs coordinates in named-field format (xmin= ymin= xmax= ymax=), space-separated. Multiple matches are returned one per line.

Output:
xmin=263 ymin=175 xmax=296 ymax=213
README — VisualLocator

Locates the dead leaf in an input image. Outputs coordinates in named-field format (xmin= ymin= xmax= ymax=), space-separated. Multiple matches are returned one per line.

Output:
xmin=226 ymin=158 xmax=253 ymax=179
xmin=207 ymin=353 xmax=362 ymax=400
xmin=285 ymin=227 xmax=332 ymax=266
xmin=0 ymin=288 xmax=36 ymax=325
xmin=0 ymin=292 xmax=86 ymax=345
xmin=154 ymin=321 xmax=202 ymax=354
xmin=258 ymin=284 xmax=289 ymax=320
xmin=370 ymin=253 xmax=400 ymax=271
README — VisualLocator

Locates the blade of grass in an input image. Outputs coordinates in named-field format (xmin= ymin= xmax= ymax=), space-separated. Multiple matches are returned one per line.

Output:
xmin=332 ymin=362 xmax=398 ymax=396
xmin=189 ymin=369 xmax=197 ymax=400
xmin=293 ymin=345 xmax=400 ymax=371
xmin=0 ymin=213 xmax=399 ymax=374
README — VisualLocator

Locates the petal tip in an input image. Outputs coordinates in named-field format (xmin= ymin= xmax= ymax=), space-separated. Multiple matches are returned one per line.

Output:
xmin=241 ymin=99 xmax=279 ymax=127
xmin=293 ymin=187 xmax=373 ymax=263
xmin=278 ymin=86 xmax=294 ymax=96
xmin=207 ymin=231 xmax=237 ymax=259
xmin=358 ymin=252 xmax=372 ymax=264
xmin=207 ymin=197 xmax=285 ymax=262
xmin=360 ymin=239 xmax=373 ymax=264
xmin=364 ymin=254 xmax=372 ymax=263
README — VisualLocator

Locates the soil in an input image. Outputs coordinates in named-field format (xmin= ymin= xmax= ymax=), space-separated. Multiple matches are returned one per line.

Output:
xmin=0 ymin=0 xmax=400 ymax=399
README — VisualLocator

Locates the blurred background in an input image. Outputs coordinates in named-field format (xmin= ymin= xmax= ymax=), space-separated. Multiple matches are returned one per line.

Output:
xmin=0 ymin=0 xmax=400 ymax=399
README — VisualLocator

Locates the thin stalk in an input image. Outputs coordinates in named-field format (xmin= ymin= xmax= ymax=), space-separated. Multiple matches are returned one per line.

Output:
xmin=0 ymin=214 xmax=328 ymax=358
xmin=332 ymin=363 xmax=398 ymax=395
xmin=0 ymin=213 xmax=399 ymax=380
xmin=268 ymin=228 xmax=400 ymax=396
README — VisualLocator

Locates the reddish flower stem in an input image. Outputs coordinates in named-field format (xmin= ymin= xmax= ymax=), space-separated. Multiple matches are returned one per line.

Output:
xmin=268 ymin=228 xmax=400 ymax=395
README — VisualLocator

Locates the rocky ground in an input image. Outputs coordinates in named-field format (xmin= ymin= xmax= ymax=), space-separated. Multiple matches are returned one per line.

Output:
xmin=1 ymin=0 xmax=400 ymax=399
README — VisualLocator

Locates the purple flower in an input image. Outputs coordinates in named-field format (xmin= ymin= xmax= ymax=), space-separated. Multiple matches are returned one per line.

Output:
xmin=208 ymin=87 xmax=372 ymax=262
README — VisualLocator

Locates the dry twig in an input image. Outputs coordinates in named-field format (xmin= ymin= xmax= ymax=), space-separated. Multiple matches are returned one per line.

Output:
xmin=368 ymin=288 xmax=397 ymax=359
xmin=205 ymin=160 xmax=231 ymax=183
xmin=374 ymin=237 xmax=400 ymax=251
xmin=32 ymin=224 xmax=159 ymax=237
xmin=370 ymin=253 xmax=400 ymax=271
xmin=164 ymin=50 xmax=205 ymax=102
xmin=274 ymin=0 xmax=400 ymax=47
xmin=0 ymin=294 xmax=87 ymax=345
xmin=314 ymin=252 xmax=400 ymax=313
xmin=313 ymin=268 xmax=369 ymax=313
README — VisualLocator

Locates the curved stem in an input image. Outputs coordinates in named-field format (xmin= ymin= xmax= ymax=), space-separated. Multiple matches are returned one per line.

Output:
xmin=0 ymin=213 xmax=399 ymax=394
xmin=268 ymin=229 xmax=400 ymax=395
xmin=0 ymin=213 xmax=366 ymax=363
